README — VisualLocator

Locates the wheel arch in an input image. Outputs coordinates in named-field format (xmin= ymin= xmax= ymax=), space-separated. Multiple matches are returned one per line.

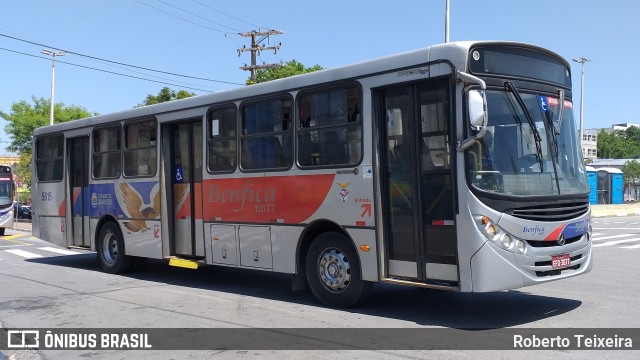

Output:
xmin=93 ymin=214 xmax=121 ymax=252
xmin=295 ymin=219 xmax=360 ymax=275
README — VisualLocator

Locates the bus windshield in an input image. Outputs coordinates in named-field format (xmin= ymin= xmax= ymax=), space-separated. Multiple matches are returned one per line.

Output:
xmin=466 ymin=89 xmax=589 ymax=196
xmin=0 ymin=178 xmax=12 ymax=207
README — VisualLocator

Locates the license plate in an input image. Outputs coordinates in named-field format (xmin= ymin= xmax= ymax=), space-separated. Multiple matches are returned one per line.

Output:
xmin=551 ymin=254 xmax=571 ymax=269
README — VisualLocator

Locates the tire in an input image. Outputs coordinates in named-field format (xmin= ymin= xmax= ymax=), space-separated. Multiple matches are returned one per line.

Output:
xmin=305 ymin=232 xmax=372 ymax=308
xmin=97 ymin=222 xmax=134 ymax=274
xmin=0 ymin=228 xmax=5 ymax=236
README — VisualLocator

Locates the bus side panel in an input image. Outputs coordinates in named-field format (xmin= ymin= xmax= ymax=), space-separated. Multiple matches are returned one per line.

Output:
xmin=345 ymin=228 xmax=378 ymax=282
xmin=89 ymin=181 xmax=163 ymax=259
xmin=34 ymin=182 xmax=67 ymax=248
xmin=271 ymin=225 xmax=304 ymax=273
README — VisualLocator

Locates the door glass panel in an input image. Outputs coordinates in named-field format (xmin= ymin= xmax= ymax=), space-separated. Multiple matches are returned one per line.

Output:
xmin=384 ymin=87 xmax=417 ymax=262
xmin=173 ymin=124 xmax=193 ymax=255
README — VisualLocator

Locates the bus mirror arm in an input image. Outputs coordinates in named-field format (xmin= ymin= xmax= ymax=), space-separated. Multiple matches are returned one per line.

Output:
xmin=458 ymin=127 xmax=487 ymax=152
xmin=457 ymin=71 xmax=488 ymax=152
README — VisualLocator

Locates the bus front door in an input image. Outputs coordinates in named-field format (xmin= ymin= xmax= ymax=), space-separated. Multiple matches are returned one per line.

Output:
xmin=378 ymin=79 xmax=459 ymax=285
xmin=165 ymin=120 xmax=205 ymax=259
xmin=67 ymin=136 xmax=90 ymax=247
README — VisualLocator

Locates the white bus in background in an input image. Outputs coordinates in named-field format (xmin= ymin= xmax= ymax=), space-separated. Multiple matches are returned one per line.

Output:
xmin=32 ymin=41 xmax=592 ymax=307
xmin=0 ymin=164 xmax=16 ymax=236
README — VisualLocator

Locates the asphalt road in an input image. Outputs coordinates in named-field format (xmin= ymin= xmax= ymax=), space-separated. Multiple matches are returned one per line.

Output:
xmin=0 ymin=218 xmax=639 ymax=359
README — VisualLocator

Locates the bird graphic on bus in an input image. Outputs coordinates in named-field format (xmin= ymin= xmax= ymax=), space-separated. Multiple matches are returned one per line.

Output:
xmin=119 ymin=183 xmax=161 ymax=233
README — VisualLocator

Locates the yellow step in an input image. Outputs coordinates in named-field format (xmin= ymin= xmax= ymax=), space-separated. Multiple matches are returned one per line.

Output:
xmin=168 ymin=257 xmax=200 ymax=269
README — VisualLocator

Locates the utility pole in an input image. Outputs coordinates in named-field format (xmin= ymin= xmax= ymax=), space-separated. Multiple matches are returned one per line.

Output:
xmin=41 ymin=49 xmax=65 ymax=126
xmin=237 ymin=30 xmax=284 ymax=83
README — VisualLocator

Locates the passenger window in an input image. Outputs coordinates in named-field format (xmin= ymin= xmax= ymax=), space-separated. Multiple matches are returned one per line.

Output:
xmin=92 ymin=125 xmax=121 ymax=179
xmin=35 ymin=134 xmax=64 ymax=182
xmin=207 ymin=105 xmax=237 ymax=173
xmin=124 ymin=120 xmax=157 ymax=177
xmin=240 ymin=97 xmax=292 ymax=171
xmin=297 ymin=86 xmax=362 ymax=167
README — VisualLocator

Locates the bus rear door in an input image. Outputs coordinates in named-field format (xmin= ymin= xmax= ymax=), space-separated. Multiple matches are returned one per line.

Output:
xmin=67 ymin=136 xmax=90 ymax=247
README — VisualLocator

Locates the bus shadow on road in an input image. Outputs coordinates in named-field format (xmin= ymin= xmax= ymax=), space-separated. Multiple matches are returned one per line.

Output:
xmin=28 ymin=255 xmax=581 ymax=329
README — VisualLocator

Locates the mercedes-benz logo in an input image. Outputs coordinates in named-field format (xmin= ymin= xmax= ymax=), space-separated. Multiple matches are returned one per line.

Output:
xmin=557 ymin=234 xmax=566 ymax=246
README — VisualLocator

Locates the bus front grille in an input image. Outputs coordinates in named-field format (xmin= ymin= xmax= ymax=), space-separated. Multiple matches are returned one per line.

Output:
xmin=510 ymin=202 xmax=589 ymax=222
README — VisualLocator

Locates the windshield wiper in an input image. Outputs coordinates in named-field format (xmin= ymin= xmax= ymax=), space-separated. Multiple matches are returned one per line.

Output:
xmin=504 ymin=81 xmax=544 ymax=173
xmin=541 ymin=96 xmax=559 ymax=161
xmin=556 ymin=89 xmax=565 ymax=134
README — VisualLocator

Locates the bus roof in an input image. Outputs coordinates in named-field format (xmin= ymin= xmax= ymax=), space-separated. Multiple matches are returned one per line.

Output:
xmin=33 ymin=40 xmax=563 ymax=137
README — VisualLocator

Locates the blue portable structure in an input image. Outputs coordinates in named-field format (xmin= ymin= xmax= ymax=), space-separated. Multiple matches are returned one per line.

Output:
xmin=585 ymin=166 xmax=597 ymax=205
xmin=595 ymin=167 xmax=624 ymax=204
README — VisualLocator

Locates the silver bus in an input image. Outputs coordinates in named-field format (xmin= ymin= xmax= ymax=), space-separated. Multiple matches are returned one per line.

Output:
xmin=32 ymin=41 xmax=592 ymax=307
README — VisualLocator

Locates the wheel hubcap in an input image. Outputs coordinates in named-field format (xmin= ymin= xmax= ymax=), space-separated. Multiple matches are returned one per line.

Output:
xmin=317 ymin=248 xmax=351 ymax=293
xmin=102 ymin=231 xmax=118 ymax=264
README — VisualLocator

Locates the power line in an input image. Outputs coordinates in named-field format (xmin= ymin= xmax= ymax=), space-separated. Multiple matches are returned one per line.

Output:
xmin=0 ymin=47 xmax=213 ymax=92
xmin=155 ymin=0 xmax=242 ymax=33
xmin=131 ymin=0 xmax=232 ymax=35
xmin=0 ymin=33 xmax=243 ymax=85
xmin=191 ymin=0 xmax=267 ymax=30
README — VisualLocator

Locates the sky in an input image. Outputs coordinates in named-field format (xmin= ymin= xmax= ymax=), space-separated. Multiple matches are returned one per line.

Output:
xmin=0 ymin=0 xmax=637 ymax=155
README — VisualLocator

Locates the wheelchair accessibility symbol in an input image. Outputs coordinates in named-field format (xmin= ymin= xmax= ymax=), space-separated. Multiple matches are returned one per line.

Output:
xmin=175 ymin=166 xmax=184 ymax=183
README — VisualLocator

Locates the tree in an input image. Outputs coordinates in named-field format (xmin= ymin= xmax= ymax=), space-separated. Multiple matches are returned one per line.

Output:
xmin=597 ymin=128 xmax=640 ymax=159
xmin=247 ymin=60 xmax=323 ymax=85
xmin=1 ymin=97 xmax=95 ymax=154
xmin=1 ymin=97 xmax=95 ymax=186
xmin=137 ymin=87 xmax=196 ymax=107
xmin=621 ymin=159 xmax=640 ymax=188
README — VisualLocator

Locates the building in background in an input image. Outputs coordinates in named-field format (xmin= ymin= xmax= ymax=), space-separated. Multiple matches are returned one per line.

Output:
xmin=582 ymin=128 xmax=599 ymax=162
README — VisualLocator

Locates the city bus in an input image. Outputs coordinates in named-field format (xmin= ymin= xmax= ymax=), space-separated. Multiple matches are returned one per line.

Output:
xmin=32 ymin=41 xmax=592 ymax=307
xmin=0 ymin=164 xmax=15 ymax=236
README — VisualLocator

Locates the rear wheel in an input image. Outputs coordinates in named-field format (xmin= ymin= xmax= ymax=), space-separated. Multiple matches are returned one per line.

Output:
xmin=305 ymin=232 xmax=372 ymax=308
xmin=0 ymin=228 xmax=5 ymax=236
xmin=97 ymin=222 xmax=133 ymax=274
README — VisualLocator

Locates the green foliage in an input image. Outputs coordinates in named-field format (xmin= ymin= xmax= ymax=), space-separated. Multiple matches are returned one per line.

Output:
xmin=247 ymin=60 xmax=323 ymax=85
xmin=1 ymin=97 xmax=95 ymax=154
xmin=621 ymin=160 xmax=640 ymax=185
xmin=138 ymin=87 xmax=196 ymax=107
xmin=596 ymin=128 xmax=640 ymax=159
xmin=1 ymin=97 xmax=93 ymax=186
xmin=15 ymin=150 xmax=32 ymax=190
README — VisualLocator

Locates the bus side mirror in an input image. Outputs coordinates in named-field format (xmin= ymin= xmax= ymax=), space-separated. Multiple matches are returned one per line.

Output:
xmin=457 ymin=90 xmax=488 ymax=152
xmin=468 ymin=90 xmax=487 ymax=129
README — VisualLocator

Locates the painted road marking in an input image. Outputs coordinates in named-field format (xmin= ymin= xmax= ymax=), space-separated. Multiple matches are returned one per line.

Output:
xmin=4 ymin=249 xmax=43 ymax=259
xmin=38 ymin=247 xmax=82 ymax=255
xmin=619 ymin=243 xmax=640 ymax=249
xmin=592 ymin=234 xmax=635 ymax=242
xmin=593 ymin=238 xmax=640 ymax=248
xmin=0 ymin=234 xmax=31 ymax=245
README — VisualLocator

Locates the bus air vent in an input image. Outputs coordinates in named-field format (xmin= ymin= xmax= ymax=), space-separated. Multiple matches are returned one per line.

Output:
xmin=510 ymin=201 xmax=589 ymax=222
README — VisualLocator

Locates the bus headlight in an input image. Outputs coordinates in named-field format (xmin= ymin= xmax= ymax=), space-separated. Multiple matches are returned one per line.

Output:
xmin=485 ymin=223 xmax=498 ymax=239
xmin=516 ymin=240 xmax=527 ymax=254
xmin=501 ymin=234 xmax=513 ymax=249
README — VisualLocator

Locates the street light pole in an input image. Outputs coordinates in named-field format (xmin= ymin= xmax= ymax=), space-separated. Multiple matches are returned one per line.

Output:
xmin=445 ymin=0 xmax=450 ymax=43
xmin=572 ymin=57 xmax=591 ymax=153
xmin=41 ymin=49 xmax=65 ymax=126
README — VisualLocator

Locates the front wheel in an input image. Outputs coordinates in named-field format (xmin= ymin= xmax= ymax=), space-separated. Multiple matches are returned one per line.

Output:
xmin=97 ymin=222 xmax=133 ymax=274
xmin=305 ymin=232 xmax=372 ymax=308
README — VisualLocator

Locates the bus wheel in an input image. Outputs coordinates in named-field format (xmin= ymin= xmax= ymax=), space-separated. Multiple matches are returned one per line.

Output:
xmin=0 ymin=228 xmax=4 ymax=236
xmin=97 ymin=222 xmax=133 ymax=274
xmin=305 ymin=232 xmax=372 ymax=308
